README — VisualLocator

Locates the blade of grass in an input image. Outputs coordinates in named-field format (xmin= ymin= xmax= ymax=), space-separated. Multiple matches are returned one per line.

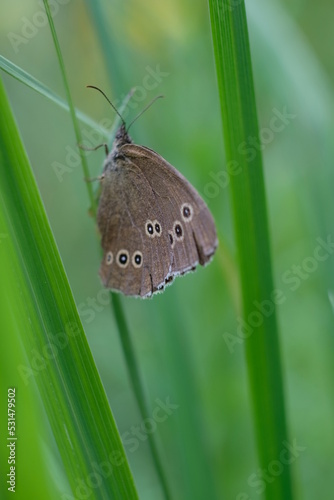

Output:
xmin=111 ymin=294 xmax=172 ymax=499
xmin=208 ymin=1 xmax=293 ymax=499
xmin=42 ymin=1 xmax=172 ymax=497
xmin=0 ymin=202 xmax=61 ymax=500
xmin=0 ymin=76 xmax=138 ymax=498
xmin=0 ymin=54 xmax=110 ymax=137
xmin=42 ymin=0 xmax=96 ymax=216
xmin=0 ymin=55 xmax=133 ymax=148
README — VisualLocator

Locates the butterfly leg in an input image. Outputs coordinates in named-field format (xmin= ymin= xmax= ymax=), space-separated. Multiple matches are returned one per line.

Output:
xmin=78 ymin=142 xmax=109 ymax=182
xmin=78 ymin=142 xmax=109 ymax=156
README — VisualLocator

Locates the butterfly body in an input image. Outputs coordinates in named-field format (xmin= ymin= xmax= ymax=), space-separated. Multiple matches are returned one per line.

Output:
xmin=97 ymin=124 xmax=217 ymax=297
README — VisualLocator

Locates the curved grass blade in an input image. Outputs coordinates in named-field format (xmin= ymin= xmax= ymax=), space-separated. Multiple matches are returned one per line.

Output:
xmin=0 ymin=54 xmax=110 ymax=137
xmin=0 ymin=75 xmax=138 ymax=499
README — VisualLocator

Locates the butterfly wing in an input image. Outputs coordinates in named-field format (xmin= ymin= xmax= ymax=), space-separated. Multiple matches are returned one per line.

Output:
xmin=97 ymin=144 xmax=217 ymax=297
xmin=98 ymin=155 xmax=173 ymax=297
xmin=123 ymin=144 xmax=218 ymax=268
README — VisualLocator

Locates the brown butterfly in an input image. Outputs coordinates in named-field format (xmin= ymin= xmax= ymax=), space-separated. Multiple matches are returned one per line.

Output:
xmin=88 ymin=86 xmax=218 ymax=297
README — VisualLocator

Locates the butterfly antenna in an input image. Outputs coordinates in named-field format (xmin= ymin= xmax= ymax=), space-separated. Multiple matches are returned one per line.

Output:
xmin=86 ymin=85 xmax=126 ymax=126
xmin=126 ymin=95 xmax=164 ymax=132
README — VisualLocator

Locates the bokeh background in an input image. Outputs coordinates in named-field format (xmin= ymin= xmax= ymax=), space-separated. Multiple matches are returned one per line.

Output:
xmin=1 ymin=0 xmax=334 ymax=498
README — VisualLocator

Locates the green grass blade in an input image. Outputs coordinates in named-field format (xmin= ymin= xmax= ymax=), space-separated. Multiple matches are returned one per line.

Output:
xmin=111 ymin=294 xmax=172 ymax=499
xmin=208 ymin=1 xmax=293 ymax=498
xmin=0 ymin=76 xmax=138 ymax=499
xmin=0 ymin=54 xmax=110 ymax=137
xmin=43 ymin=0 xmax=97 ymax=215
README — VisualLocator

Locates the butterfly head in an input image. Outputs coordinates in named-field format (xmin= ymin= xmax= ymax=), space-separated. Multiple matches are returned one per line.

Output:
xmin=114 ymin=123 xmax=133 ymax=149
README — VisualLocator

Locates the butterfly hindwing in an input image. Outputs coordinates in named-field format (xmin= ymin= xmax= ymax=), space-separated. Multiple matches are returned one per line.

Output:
xmin=122 ymin=144 xmax=218 ymax=268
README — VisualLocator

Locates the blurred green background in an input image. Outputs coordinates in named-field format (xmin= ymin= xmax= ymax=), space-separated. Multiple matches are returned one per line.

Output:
xmin=1 ymin=0 xmax=334 ymax=498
